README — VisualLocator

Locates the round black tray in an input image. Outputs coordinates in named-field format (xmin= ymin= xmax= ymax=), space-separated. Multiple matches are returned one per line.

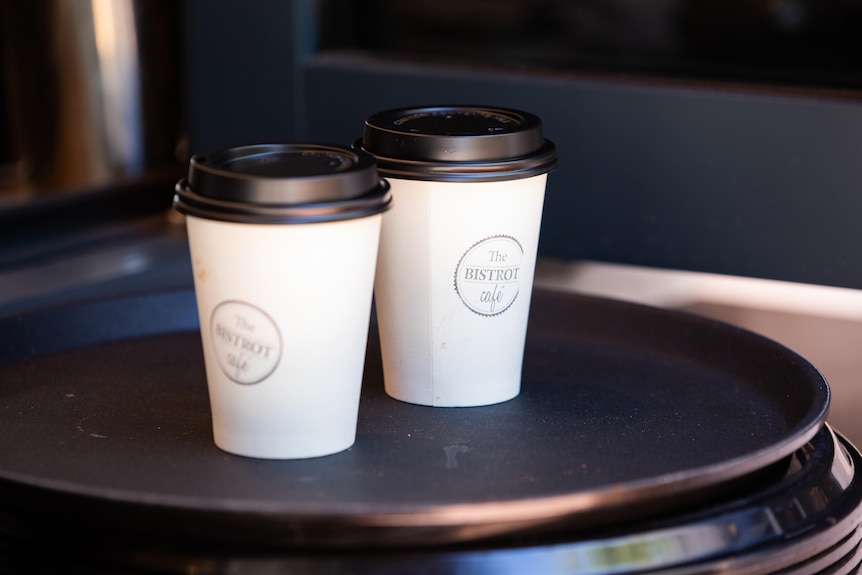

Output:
xmin=0 ymin=288 xmax=830 ymax=548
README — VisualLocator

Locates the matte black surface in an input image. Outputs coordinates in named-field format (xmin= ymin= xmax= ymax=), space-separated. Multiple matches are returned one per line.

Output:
xmin=0 ymin=288 xmax=830 ymax=548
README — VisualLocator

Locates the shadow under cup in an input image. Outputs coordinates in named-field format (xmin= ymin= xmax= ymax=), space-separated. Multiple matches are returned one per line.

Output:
xmin=356 ymin=106 xmax=558 ymax=407
xmin=173 ymin=143 xmax=391 ymax=459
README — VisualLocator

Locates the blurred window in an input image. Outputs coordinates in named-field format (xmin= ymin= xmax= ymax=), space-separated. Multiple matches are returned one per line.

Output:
xmin=318 ymin=0 xmax=862 ymax=91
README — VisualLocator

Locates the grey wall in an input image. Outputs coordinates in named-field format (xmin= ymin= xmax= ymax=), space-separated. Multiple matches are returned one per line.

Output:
xmin=184 ymin=0 xmax=301 ymax=155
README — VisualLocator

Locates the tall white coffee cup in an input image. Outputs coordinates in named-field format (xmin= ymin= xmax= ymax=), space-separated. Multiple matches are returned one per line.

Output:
xmin=357 ymin=106 xmax=557 ymax=407
xmin=174 ymin=143 xmax=391 ymax=458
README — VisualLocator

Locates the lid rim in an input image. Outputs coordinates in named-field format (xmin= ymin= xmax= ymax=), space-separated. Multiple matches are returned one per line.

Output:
xmin=173 ymin=180 xmax=392 ymax=225
xmin=355 ymin=139 xmax=558 ymax=182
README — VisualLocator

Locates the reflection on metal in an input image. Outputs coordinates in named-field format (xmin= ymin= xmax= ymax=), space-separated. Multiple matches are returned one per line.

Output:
xmin=91 ymin=0 xmax=143 ymax=174
xmin=0 ymin=0 xmax=181 ymax=196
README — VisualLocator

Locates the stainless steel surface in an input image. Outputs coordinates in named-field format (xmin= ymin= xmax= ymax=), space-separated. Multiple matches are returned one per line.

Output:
xmin=0 ymin=0 xmax=182 ymax=197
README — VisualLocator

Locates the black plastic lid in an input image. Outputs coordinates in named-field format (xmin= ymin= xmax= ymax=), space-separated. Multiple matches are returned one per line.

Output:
xmin=173 ymin=143 xmax=391 ymax=224
xmin=356 ymin=105 xmax=558 ymax=182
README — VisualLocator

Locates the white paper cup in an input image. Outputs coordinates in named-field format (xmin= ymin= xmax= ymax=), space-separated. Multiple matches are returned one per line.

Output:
xmin=357 ymin=106 xmax=557 ymax=407
xmin=173 ymin=143 xmax=391 ymax=458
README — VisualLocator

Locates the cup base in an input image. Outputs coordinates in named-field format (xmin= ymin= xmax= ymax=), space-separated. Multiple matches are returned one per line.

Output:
xmin=213 ymin=432 xmax=356 ymax=460
xmin=384 ymin=396 xmax=521 ymax=408
xmin=383 ymin=383 xmax=521 ymax=408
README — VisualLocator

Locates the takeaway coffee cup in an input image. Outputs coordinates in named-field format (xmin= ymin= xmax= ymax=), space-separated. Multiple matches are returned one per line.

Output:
xmin=173 ymin=143 xmax=391 ymax=458
xmin=356 ymin=105 xmax=557 ymax=407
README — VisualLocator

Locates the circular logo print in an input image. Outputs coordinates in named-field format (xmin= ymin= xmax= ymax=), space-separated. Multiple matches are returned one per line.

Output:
xmin=210 ymin=301 xmax=282 ymax=385
xmin=454 ymin=235 xmax=524 ymax=316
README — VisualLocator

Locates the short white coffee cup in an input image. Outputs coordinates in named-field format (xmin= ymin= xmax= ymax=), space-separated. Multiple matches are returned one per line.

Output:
xmin=174 ymin=143 xmax=391 ymax=458
xmin=357 ymin=106 xmax=557 ymax=407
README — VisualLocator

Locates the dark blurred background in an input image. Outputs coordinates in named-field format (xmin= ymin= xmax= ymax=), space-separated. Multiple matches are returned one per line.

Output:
xmin=2 ymin=0 xmax=862 ymax=300
xmin=318 ymin=0 xmax=862 ymax=91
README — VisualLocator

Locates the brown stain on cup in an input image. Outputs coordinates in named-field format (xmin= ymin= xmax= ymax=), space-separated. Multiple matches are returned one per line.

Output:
xmin=194 ymin=259 xmax=208 ymax=282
